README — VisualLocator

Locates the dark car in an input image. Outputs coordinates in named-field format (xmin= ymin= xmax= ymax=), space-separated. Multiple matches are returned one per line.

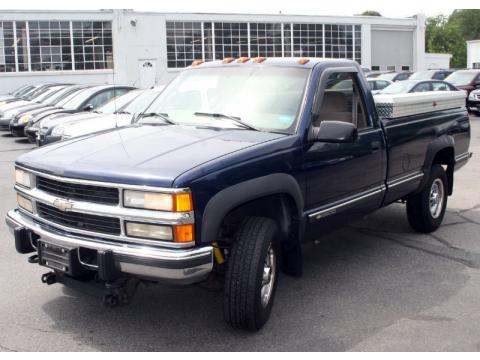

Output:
xmin=409 ymin=70 xmax=454 ymax=81
xmin=376 ymin=71 xmax=413 ymax=82
xmin=9 ymin=85 xmax=91 ymax=137
xmin=445 ymin=70 xmax=480 ymax=95
xmin=6 ymin=58 xmax=471 ymax=331
xmin=467 ymin=89 xmax=480 ymax=115
xmin=378 ymin=80 xmax=458 ymax=94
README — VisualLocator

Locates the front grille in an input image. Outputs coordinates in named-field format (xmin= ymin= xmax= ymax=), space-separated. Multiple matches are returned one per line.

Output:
xmin=37 ymin=176 xmax=119 ymax=205
xmin=37 ymin=202 xmax=121 ymax=235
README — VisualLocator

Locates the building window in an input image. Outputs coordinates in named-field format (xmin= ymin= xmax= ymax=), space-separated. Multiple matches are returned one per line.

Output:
xmin=29 ymin=21 xmax=72 ymax=71
xmin=0 ymin=20 xmax=112 ymax=73
xmin=292 ymin=23 xmax=323 ymax=58
xmin=0 ymin=21 xmax=16 ymax=72
xmin=401 ymin=65 xmax=410 ymax=71
xmin=72 ymin=21 xmax=113 ymax=71
xmin=371 ymin=66 xmax=380 ymax=71
xmin=214 ymin=22 xmax=248 ymax=60
xmin=250 ymin=23 xmax=282 ymax=57
xmin=165 ymin=21 xmax=363 ymax=68
xmin=166 ymin=21 xmax=203 ymax=69
xmin=387 ymin=65 xmax=396 ymax=71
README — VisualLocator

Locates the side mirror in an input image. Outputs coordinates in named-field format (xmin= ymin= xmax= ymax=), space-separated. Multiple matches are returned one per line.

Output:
xmin=314 ymin=121 xmax=358 ymax=143
xmin=83 ymin=104 xmax=94 ymax=111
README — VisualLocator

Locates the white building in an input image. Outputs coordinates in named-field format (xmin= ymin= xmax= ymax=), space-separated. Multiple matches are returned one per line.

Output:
xmin=0 ymin=9 xmax=427 ymax=92
xmin=424 ymin=53 xmax=452 ymax=70
xmin=467 ymin=40 xmax=480 ymax=69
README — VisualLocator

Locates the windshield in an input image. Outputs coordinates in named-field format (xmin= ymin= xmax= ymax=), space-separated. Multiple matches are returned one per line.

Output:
xmin=409 ymin=71 xmax=434 ymax=80
xmin=378 ymin=81 xmax=414 ymax=94
xmin=143 ymin=66 xmax=310 ymax=132
xmin=377 ymin=73 xmax=397 ymax=81
xmin=445 ymin=71 xmax=479 ymax=86
xmin=123 ymin=90 xmax=161 ymax=114
xmin=45 ymin=86 xmax=80 ymax=106
xmin=35 ymin=86 xmax=64 ymax=103
xmin=98 ymin=90 xmax=142 ymax=113
xmin=60 ymin=87 xmax=106 ymax=110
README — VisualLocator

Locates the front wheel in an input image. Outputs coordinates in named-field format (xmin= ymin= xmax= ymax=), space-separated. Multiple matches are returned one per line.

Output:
xmin=406 ymin=164 xmax=448 ymax=233
xmin=224 ymin=217 xmax=279 ymax=331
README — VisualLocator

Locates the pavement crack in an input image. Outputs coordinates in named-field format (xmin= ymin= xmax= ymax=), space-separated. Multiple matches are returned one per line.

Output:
xmin=0 ymin=343 xmax=18 ymax=352
xmin=357 ymin=228 xmax=480 ymax=269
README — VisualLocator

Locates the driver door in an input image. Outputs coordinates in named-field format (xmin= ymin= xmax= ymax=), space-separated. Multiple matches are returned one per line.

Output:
xmin=303 ymin=69 xmax=386 ymax=237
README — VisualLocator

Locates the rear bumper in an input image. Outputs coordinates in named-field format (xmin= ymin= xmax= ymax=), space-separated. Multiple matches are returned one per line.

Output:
xmin=6 ymin=209 xmax=213 ymax=285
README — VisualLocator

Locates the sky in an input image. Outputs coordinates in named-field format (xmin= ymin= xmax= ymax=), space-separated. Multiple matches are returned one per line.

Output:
xmin=1 ymin=0 xmax=478 ymax=18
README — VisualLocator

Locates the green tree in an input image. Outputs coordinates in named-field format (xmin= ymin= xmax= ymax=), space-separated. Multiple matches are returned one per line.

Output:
xmin=425 ymin=15 xmax=466 ymax=68
xmin=358 ymin=11 xmax=382 ymax=17
xmin=449 ymin=9 xmax=480 ymax=41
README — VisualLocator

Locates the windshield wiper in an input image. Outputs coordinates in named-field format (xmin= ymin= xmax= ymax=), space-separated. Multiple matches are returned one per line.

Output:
xmin=116 ymin=110 xmax=131 ymax=115
xmin=193 ymin=112 xmax=260 ymax=131
xmin=138 ymin=112 xmax=177 ymax=125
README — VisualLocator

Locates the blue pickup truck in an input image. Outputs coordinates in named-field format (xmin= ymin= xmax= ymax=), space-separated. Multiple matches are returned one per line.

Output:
xmin=6 ymin=58 xmax=471 ymax=331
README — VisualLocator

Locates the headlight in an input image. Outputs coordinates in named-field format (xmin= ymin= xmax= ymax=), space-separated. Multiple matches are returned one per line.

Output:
xmin=125 ymin=222 xmax=194 ymax=242
xmin=15 ymin=168 xmax=34 ymax=189
xmin=469 ymin=92 xmax=477 ymax=101
xmin=52 ymin=126 xmax=65 ymax=136
xmin=19 ymin=114 xmax=31 ymax=124
xmin=17 ymin=194 xmax=33 ymax=213
xmin=123 ymin=190 xmax=192 ymax=212
xmin=125 ymin=222 xmax=173 ymax=241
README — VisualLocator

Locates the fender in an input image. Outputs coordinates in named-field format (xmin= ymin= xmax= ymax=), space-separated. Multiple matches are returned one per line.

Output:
xmin=419 ymin=135 xmax=455 ymax=194
xmin=200 ymin=173 xmax=304 ymax=244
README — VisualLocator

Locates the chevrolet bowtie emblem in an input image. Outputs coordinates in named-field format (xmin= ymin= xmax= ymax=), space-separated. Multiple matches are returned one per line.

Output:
xmin=53 ymin=198 xmax=74 ymax=212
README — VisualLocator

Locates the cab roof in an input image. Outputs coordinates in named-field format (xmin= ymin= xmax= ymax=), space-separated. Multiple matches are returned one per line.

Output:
xmin=188 ymin=57 xmax=358 ymax=70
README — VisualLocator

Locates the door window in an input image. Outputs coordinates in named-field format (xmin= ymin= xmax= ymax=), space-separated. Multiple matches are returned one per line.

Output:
xmin=315 ymin=72 xmax=369 ymax=130
xmin=376 ymin=80 xmax=390 ymax=90
xmin=412 ymin=82 xmax=432 ymax=93
xmin=431 ymin=82 xmax=450 ymax=91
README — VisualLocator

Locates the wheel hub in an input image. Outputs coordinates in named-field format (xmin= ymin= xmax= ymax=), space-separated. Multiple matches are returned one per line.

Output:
xmin=260 ymin=245 xmax=276 ymax=308
xmin=429 ymin=178 xmax=444 ymax=219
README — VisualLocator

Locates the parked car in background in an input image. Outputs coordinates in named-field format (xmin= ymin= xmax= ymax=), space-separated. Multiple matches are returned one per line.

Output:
xmin=0 ymin=83 xmax=58 ymax=106
xmin=368 ymin=79 xmax=393 ymax=94
xmin=376 ymin=71 xmax=413 ymax=82
xmin=44 ymin=87 xmax=165 ymax=144
xmin=0 ymin=85 xmax=68 ymax=130
xmin=409 ymin=70 xmax=454 ymax=81
xmin=468 ymin=89 xmax=480 ymax=115
xmin=378 ymin=80 xmax=458 ymax=95
xmin=0 ymin=84 xmax=35 ymax=102
xmin=445 ymin=70 xmax=480 ymax=100
xmin=22 ymin=85 xmax=135 ymax=141
xmin=9 ymin=85 xmax=92 ymax=137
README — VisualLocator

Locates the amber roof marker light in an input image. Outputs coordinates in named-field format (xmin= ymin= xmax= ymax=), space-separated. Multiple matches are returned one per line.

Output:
xmin=191 ymin=60 xmax=204 ymax=66
xmin=253 ymin=57 xmax=267 ymax=63
xmin=236 ymin=57 xmax=250 ymax=63
xmin=297 ymin=58 xmax=310 ymax=65
xmin=222 ymin=57 xmax=235 ymax=64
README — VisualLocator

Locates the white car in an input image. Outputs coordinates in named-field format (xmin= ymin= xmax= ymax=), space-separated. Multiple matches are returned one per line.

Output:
xmin=45 ymin=87 xmax=164 ymax=144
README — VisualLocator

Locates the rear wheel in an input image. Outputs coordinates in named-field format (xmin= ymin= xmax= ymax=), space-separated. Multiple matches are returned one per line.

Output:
xmin=224 ymin=217 xmax=279 ymax=331
xmin=406 ymin=164 xmax=448 ymax=233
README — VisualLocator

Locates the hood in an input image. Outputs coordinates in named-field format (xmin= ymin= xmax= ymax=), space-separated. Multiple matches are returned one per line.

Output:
xmin=64 ymin=113 xmax=133 ymax=137
xmin=41 ymin=111 xmax=101 ymax=130
xmin=0 ymin=100 xmax=31 ymax=114
xmin=16 ymin=124 xmax=285 ymax=187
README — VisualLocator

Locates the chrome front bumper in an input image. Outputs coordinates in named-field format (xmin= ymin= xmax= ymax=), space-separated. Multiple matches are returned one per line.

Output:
xmin=6 ymin=209 xmax=213 ymax=285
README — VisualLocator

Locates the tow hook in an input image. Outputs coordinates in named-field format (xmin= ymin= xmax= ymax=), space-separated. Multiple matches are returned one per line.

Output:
xmin=103 ymin=278 xmax=141 ymax=308
xmin=28 ymin=254 xmax=39 ymax=264
xmin=41 ymin=272 xmax=57 ymax=285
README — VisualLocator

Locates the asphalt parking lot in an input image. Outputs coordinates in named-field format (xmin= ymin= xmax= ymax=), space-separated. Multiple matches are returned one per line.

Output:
xmin=0 ymin=117 xmax=480 ymax=351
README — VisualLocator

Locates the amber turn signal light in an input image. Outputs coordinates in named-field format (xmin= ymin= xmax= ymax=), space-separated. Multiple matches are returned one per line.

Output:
xmin=173 ymin=192 xmax=193 ymax=212
xmin=174 ymin=224 xmax=194 ymax=243
xmin=191 ymin=60 xmax=204 ymax=66
xmin=253 ymin=57 xmax=267 ymax=63
xmin=222 ymin=57 xmax=235 ymax=63
xmin=236 ymin=57 xmax=250 ymax=63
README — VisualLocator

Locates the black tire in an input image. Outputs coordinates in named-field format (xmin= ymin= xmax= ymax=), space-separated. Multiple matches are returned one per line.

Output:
xmin=406 ymin=164 xmax=448 ymax=233
xmin=224 ymin=217 xmax=279 ymax=331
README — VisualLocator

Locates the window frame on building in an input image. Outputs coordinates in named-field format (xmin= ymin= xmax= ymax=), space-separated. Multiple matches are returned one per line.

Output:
xmin=0 ymin=19 xmax=113 ymax=73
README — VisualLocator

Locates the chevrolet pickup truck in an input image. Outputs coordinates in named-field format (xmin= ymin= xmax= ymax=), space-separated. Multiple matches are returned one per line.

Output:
xmin=6 ymin=58 xmax=471 ymax=331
